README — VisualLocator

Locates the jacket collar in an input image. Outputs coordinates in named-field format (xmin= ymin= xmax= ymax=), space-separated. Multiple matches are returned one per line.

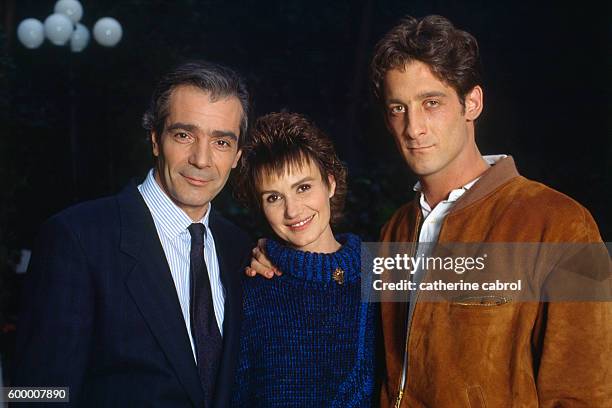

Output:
xmin=450 ymin=155 xmax=520 ymax=213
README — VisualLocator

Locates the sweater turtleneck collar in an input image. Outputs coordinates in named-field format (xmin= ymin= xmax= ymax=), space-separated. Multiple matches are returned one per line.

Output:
xmin=265 ymin=233 xmax=362 ymax=284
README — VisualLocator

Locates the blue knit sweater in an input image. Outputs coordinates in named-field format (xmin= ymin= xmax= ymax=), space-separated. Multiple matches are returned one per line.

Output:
xmin=231 ymin=233 xmax=376 ymax=407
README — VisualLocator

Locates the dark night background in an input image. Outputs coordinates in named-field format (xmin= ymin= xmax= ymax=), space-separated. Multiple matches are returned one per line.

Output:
xmin=0 ymin=0 xmax=610 ymax=387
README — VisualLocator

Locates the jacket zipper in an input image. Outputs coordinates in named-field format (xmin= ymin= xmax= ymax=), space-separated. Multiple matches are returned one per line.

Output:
xmin=395 ymin=209 xmax=422 ymax=408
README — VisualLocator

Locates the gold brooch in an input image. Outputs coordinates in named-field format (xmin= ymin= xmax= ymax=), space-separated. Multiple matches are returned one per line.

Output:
xmin=332 ymin=267 xmax=344 ymax=285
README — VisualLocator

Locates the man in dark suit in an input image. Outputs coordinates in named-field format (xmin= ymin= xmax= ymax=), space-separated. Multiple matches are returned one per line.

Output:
xmin=13 ymin=61 xmax=252 ymax=407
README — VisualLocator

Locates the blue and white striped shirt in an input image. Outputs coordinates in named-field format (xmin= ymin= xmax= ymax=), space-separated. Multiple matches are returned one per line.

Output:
xmin=138 ymin=169 xmax=225 ymax=360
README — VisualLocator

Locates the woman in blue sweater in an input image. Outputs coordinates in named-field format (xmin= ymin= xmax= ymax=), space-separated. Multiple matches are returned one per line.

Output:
xmin=231 ymin=112 xmax=376 ymax=407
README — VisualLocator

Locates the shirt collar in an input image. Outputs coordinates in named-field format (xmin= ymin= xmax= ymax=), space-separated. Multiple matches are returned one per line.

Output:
xmin=138 ymin=169 xmax=211 ymax=239
xmin=413 ymin=154 xmax=508 ymax=212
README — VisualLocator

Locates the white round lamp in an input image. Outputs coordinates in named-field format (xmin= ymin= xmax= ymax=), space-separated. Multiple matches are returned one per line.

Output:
xmin=70 ymin=23 xmax=90 ymax=52
xmin=44 ymin=13 xmax=74 ymax=46
xmin=54 ymin=0 xmax=83 ymax=24
xmin=93 ymin=17 xmax=122 ymax=47
xmin=17 ymin=19 xmax=45 ymax=49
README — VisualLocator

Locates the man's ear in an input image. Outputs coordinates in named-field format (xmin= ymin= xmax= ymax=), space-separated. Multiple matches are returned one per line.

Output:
xmin=464 ymin=85 xmax=483 ymax=121
xmin=151 ymin=131 xmax=161 ymax=157
xmin=327 ymin=174 xmax=336 ymax=198
xmin=232 ymin=149 xmax=242 ymax=169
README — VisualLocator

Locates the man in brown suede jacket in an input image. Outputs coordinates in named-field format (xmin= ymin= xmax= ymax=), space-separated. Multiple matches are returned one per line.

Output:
xmin=369 ymin=15 xmax=612 ymax=408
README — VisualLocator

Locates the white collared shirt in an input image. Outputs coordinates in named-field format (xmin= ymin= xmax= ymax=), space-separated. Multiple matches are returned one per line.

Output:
xmin=414 ymin=154 xmax=508 ymax=246
xmin=138 ymin=169 xmax=225 ymax=360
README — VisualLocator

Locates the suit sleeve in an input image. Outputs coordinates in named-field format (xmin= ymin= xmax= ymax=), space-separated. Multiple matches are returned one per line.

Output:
xmin=13 ymin=215 xmax=94 ymax=406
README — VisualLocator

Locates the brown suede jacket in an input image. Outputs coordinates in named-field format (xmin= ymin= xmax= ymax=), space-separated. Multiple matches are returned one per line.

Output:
xmin=379 ymin=156 xmax=612 ymax=408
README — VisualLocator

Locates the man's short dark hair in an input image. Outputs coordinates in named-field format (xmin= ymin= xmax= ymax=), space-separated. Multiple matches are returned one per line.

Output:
xmin=370 ymin=15 xmax=482 ymax=105
xmin=142 ymin=60 xmax=250 ymax=147
xmin=234 ymin=112 xmax=348 ymax=225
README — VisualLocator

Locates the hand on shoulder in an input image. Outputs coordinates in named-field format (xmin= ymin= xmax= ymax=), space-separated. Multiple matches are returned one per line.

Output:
xmin=245 ymin=238 xmax=282 ymax=279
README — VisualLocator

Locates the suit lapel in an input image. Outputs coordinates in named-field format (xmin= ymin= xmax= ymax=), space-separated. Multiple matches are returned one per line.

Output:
xmin=209 ymin=210 xmax=244 ymax=407
xmin=117 ymin=183 xmax=205 ymax=406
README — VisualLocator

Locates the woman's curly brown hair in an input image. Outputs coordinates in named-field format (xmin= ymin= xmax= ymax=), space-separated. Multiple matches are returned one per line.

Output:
xmin=234 ymin=112 xmax=347 ymax=225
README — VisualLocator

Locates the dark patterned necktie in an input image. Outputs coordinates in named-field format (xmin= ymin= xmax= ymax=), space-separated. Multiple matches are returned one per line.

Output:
xmin=188 ymin=223 xmax=222 ymax=407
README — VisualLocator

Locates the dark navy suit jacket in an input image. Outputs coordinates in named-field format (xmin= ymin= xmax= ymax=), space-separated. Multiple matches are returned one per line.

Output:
xmin=13 ymin=182 xmax=252 ymax=407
